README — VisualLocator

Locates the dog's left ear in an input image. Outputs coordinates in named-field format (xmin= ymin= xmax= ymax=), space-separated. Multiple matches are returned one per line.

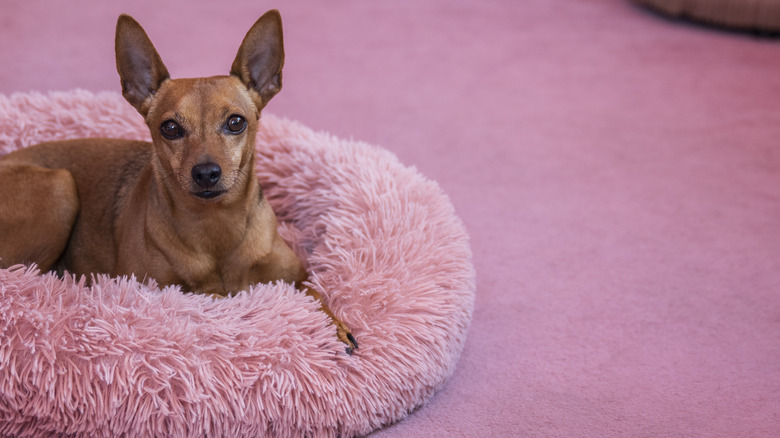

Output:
xmin=231 ymin=10 xmax=285 ymax=113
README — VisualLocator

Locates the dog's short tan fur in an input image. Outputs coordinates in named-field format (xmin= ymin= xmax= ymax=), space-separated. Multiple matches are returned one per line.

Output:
xmin=0 ymin=10 xmax=356 ymax=352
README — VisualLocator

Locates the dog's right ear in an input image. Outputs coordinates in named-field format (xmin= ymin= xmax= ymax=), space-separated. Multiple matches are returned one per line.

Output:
xmin=115 ymin=14 xmax=170 ymax=117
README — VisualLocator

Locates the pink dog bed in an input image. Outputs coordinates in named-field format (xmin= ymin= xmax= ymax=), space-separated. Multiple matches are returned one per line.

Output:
xmin=0 ymin=90 xmax=475 ymax=437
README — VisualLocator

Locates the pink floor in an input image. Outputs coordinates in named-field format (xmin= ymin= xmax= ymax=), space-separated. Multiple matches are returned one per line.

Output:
xmin=1 ymin=1 xmax=779 ymax=436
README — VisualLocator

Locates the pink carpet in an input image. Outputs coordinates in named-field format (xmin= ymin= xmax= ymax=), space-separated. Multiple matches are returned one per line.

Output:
xmin=1 ymin=0 xmax=779 ymax=436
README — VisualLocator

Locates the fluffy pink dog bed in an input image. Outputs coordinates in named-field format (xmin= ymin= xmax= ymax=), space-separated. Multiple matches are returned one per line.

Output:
xmin=0 ymin=91 xmax=475 ymax=437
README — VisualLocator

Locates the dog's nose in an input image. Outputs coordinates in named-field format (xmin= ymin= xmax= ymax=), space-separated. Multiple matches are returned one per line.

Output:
xmin=191 ymin=163 xmax=222 ymax=188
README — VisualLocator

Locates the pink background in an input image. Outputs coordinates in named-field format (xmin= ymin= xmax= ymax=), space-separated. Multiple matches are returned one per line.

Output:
xmin=1 ymin=1 xmax=779 ymax=436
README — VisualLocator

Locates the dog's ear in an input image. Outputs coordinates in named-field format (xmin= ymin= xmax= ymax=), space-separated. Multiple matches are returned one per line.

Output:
xmin=231 ymin=10 xmax=285 ymax=112
xmin=115 ymin=14 xmax=170 ymax=117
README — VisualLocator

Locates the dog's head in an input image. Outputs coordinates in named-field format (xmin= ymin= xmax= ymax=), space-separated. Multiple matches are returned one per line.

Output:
xmin=115 ymin=11 xmax=284 ymax=203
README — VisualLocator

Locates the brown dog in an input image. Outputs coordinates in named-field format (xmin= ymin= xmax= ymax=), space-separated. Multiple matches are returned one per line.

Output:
xmin=0 ymin=10 xmax=357 ymax=353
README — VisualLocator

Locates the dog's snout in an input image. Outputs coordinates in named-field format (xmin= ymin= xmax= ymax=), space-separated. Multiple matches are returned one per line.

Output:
xmin=192 ymin=163 xmax=222 ymax=188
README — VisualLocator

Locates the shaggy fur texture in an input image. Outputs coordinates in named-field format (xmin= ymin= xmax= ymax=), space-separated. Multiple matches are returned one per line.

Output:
xmin=0 ymin=90 xmax=475 ymax=437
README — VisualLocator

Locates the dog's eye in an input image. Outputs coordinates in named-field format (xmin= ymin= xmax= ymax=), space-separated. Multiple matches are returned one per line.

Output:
xmin=225 ymin=115 xmax=247 ymax=134
xmin=160 ymin=120 xmax=184 ymax=139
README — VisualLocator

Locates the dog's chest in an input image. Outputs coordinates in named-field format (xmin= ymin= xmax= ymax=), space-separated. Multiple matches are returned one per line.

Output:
xmin=169 ymin=243 xmax=256 ymax=296
xmin=132 ymin=193 xmax=278 ymax=296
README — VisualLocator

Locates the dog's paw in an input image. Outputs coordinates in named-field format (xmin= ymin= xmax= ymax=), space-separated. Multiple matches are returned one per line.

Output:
xmin=333 ymin=317 xmax=358 ymax=355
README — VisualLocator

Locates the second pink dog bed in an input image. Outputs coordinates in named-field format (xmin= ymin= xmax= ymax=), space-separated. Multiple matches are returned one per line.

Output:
xmin=0 ymin=90 xmax=475 ymax=437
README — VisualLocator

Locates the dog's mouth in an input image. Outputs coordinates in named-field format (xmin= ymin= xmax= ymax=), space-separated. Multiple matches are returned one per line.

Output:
xmin=193 ymin=190 xmax=226 ymax=200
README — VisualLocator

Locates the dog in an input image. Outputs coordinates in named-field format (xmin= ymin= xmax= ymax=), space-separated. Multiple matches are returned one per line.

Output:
xmin=0 ymin=10 xmax=357 ymax=353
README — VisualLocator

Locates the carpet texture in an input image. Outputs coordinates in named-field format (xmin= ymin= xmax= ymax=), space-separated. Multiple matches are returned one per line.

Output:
xmin=0 ymin=91 xmax=475 ymax=437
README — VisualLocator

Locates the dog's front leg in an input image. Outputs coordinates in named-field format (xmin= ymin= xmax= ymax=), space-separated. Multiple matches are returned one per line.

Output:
xmin=302 ymin=286 xmax=358 ymax=355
